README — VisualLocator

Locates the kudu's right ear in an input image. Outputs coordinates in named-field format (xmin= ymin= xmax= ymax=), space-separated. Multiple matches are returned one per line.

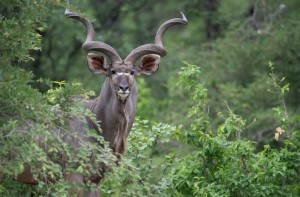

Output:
xmin=87 ymin=53 xmax=108 ymax=74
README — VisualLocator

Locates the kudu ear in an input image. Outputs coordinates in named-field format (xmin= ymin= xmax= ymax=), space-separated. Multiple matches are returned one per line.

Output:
xmin=87 ymin=53 xmax=107 ymax=74
xmin=137 ymin=54 xmax=160 ymax=75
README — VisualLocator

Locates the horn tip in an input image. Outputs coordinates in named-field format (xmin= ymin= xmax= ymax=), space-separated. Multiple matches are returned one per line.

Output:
xmin=65 ymin=0 xmax=72 ymax=16
xmin=64 ymin=9 xmax=70 ymax=16
xmin=64 ymin=9 xmax=74 ymax=17
xmin=64 ymin=9 xmax=79 ymax=18
xmin=180 ymin=12 xmax=188 ymax=23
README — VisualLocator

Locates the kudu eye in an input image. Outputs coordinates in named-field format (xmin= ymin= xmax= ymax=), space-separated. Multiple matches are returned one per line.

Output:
xmin=111 ymin=69 xmax=116 ymax=75
xmin=130 ymin=70 xmax=135 ymax=75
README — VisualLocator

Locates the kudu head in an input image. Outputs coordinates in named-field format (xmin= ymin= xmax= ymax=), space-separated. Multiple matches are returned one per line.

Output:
xmin=65 ymin=6 xmax=188 ymax=102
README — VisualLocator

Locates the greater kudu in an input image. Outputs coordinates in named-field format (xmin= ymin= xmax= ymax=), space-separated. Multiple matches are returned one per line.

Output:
xmin=1 ymin=5 xmax=187 ymax=197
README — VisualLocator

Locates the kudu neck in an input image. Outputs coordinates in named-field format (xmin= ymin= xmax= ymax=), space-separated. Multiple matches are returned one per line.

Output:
xmin=91 ymin=77 xmax=138 ymax=154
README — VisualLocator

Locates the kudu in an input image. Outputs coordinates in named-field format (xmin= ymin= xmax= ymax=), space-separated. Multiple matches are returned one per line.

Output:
xmin=1 ymin=5 xmax=187 ymax=197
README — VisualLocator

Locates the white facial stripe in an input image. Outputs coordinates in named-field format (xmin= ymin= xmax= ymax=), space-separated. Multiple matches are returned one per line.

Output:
xmin=116 ymin=72 xmax=130 ymax=76
xmin=118 ymin=90 xmax=130 ymax=94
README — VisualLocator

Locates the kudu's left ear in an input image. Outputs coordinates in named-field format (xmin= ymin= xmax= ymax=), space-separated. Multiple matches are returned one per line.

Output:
xmin=87 ymin=53 xmax=108 ymax=74
xmin=137 ymin=54 xmax=160 ymax=75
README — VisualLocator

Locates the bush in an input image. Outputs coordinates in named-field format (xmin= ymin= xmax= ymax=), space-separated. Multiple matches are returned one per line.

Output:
xmin=170 ymin=62 xmax=300 ymax=197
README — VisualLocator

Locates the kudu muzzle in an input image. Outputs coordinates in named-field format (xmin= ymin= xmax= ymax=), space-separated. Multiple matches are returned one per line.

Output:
xmin=115 ymin=72 xmax=132 ymax=101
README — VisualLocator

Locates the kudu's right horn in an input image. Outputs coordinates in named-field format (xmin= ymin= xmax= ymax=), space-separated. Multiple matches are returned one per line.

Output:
xmin=64 ymin=0 xmax=122 ymax=63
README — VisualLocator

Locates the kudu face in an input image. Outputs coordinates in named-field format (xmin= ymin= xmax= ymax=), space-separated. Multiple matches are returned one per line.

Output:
xmin=86 ymin=53 xmax=160 ymax=101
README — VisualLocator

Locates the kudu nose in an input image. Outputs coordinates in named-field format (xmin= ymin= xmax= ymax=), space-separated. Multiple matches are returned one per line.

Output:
xmin=119 ymin=84 xmax=129 ymax=92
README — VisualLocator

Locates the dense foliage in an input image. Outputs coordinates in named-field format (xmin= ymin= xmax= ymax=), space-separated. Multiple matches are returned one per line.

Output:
xmin=1 ymin=0 xmax=300 ymax=196
xmin=170 ymin=63 xmax=300 ymax=196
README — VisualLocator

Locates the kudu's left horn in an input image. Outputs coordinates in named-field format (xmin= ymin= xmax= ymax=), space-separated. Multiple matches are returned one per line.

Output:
xmin=124 ymin=12 xmax=188 ymax=64
xmin=65 ymin=0 xmax=122 ymax=63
